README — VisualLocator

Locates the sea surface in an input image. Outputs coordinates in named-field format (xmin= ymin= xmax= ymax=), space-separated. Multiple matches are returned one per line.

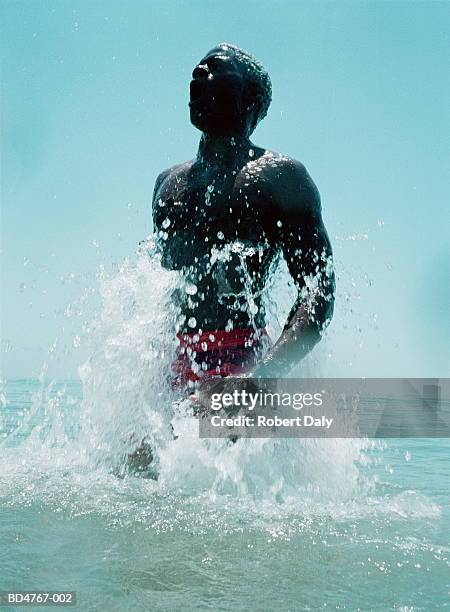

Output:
xmin=1 ymin=248 xmax=448 ymax=610
xmin=0 ymin=378 xmax=448 ymax=611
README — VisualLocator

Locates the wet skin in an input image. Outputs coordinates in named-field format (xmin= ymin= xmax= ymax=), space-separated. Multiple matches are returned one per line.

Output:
xmin=152 ymin=45 xmax=335 ymax=377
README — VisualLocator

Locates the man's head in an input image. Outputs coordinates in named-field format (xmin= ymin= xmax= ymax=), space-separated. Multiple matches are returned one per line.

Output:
xmin=189 ymin=43 xmax=272 ymax=137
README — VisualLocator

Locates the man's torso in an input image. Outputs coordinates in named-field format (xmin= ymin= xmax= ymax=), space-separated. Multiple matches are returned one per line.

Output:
xmin=153 ymin=149 xmax=294 ymax=333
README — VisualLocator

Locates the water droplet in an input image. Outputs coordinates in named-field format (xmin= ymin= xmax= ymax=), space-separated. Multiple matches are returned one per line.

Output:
xmin=277 ymin=220 xmax=283 ymax=227
xmin=188 ymin=317 xmax=197 ymax=328
xmin=249 ymin=148 xmax=254 ymax=157
xmin=217 ymin=231 xmax=224 ymax=240
xmin=205 ymin=185 xmax=214 ymax=207
xmin=185 ymin=283 xmax=197 ymax=295
xmin=225 ymin=319 xmax=234 ymax=332
xmin=162 ymin=217 xmax=171 ymax=229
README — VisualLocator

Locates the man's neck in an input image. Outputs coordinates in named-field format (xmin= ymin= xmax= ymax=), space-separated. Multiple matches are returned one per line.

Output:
xmin=197 ymin=133 xmax=253 ymax=167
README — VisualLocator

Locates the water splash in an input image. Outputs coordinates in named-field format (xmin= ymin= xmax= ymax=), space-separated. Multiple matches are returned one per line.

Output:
xmin=0 ymin=238 xmax=378 ymax=513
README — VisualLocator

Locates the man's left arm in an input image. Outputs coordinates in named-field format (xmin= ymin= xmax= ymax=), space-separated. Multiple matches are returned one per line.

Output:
xmin=252 ymin=162 xmax=335 ymax=377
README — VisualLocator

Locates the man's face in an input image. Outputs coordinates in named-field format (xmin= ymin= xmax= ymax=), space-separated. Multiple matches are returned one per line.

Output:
xmin=189 ymin=46 xmax=250 ymax=135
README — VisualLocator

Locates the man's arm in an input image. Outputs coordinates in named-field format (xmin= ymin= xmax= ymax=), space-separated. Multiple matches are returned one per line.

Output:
xmin=253 ymin=161 xmax=335 ymax=377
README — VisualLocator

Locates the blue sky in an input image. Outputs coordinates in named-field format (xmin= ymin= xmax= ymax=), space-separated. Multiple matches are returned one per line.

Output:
xmin=2 ymin=0 xmax=449 ymax=378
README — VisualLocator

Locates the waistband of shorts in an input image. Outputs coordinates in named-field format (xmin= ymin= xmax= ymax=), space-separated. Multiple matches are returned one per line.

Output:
xmin=176 ymin=328 xmax=267 ymax=353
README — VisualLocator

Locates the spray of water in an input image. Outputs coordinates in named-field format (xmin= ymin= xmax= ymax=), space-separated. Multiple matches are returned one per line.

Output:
xmin=1 ymin=236 xmax=381 ymax=514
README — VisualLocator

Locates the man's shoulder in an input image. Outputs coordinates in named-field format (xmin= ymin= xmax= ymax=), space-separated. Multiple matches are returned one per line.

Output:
xmin=153 ymin=160 xmax=194 ymax=197
xmin=260 ymin=150 xmax=308 ymax=180
xmin=260 ymin=151 xmax=321 ymax=211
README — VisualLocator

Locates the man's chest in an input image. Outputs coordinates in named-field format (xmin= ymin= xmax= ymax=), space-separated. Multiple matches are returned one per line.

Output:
xmin=154 ymin=171 xmax=275 ymax=249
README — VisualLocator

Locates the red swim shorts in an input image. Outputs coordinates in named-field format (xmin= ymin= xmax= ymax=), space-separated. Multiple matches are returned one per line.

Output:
xmin=172 ymin=328 xmax=268 ymax=387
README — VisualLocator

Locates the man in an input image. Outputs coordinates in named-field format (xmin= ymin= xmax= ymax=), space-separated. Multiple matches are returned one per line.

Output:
xmin=153 ymin=43 xmax=335 ymax=386
xmin=128 ymin=43 xmax=335 ymax=475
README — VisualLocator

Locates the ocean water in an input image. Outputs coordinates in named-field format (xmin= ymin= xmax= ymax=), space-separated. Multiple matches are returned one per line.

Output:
xmin=1 ymin=246 xmax=449 ymax=611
